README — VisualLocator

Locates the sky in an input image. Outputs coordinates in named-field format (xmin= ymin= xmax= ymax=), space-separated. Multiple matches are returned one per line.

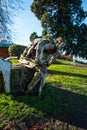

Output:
xmin=11 ymin=0 xmax=87 ymax=46
xmin=11 ymin=0 xmax=42 ymax=46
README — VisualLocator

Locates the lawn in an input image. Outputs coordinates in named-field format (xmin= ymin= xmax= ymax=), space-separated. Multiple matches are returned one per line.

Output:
xmin=0 ymin=59 xmax=87 ymax=129
xmin=47 ymin=60 xmax=87 ymax=95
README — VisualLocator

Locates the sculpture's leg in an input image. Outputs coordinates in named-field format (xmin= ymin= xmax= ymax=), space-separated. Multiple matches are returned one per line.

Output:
xmin=38 ymin=72 xmax=47 ymax=95
xmin=26 ymin=71 xmax=41 ymax=93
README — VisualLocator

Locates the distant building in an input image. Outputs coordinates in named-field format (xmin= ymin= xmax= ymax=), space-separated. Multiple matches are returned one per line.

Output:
xmin=0 ymin=40 xmax=13 ymax=58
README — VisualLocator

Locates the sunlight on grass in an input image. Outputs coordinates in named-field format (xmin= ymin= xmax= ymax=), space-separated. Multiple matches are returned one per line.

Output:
xmin=0 ymin=59 xmax=87 ymax=128
xmin=47 ymin=60 xmax=87 ymax=95
xmin=10 ymin=59 xmax=19 ymax=64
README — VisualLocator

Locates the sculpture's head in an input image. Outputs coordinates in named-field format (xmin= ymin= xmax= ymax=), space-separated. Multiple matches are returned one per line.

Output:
xmin=56 ymin=37 xmax=62 ymax=44
xmin=55 ymin=36 xmax=66 ymax=49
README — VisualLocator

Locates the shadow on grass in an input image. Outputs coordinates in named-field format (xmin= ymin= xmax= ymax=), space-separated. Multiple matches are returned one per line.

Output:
xmin=14 ymin=84 xmax=87 ymax=129
xmin=48 ymin=69 xmax=87 ymax=78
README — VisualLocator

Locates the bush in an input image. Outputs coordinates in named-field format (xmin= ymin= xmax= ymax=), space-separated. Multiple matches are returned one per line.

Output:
xmin=8 ymin=44 xmax=26 ymax=58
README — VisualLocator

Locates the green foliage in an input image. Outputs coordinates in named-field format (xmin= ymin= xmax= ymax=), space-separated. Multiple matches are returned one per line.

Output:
xmin=42 ymin=29 xmax=47 ymax=36
xmin=76 ymin=23 xmax=87 ymax=58
xmin=31 ymin=0 xmax=87 ymax=57
xmin=30 ymin=32 xmax=39 ymax=42
xmin=44 ymin=34 xmax=53 ymax=41
xmin=8 ymin=44 xmax=26 ymax=58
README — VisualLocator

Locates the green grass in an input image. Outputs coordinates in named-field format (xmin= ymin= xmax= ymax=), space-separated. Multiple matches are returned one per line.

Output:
xmin=10 ymin=59 xmax=19 ymax=64
xmin=47 ymin=60 xmax=87 ymax=95
xmin=0 ymin=59 xmax=87 ymax=129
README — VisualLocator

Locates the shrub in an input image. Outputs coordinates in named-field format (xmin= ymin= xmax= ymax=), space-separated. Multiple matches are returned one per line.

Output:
xmin=8 ymin=44 xmax=26 ymax=58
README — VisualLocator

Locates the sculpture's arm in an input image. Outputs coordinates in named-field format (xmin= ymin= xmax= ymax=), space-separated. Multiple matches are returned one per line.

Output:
xmin=35 ymin=40 xmax=55 ymax=65
xmin=45 ymin=52 xmax=58 ymax=66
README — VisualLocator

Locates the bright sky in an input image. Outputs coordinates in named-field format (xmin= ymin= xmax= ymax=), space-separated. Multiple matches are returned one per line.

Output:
xmin=11 ymin=0 xmax=87 ymax=46
xmin=11 ymin=0 xmax=42 ymax=46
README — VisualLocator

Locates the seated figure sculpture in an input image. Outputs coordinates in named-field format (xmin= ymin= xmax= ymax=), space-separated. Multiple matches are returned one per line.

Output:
xmin=19 ymin=36 xmax=65 ymax=95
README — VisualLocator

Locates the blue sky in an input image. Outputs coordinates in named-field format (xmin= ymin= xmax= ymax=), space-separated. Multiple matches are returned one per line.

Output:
xmin=11 ymin=0 xmax=87 ymax=46
xmin=12 ymin=0 xmax=42 ymax=46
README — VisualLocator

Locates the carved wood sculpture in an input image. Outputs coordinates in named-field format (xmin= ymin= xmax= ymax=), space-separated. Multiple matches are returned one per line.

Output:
xmin=19 ymin=37 xmax=65 ymax=95
xmin=0 ymin=37 xmax=65 ymax=95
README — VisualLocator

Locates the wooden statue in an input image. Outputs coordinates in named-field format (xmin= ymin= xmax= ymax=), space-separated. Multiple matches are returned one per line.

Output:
xmin=19 ymin=37 xmax=65 ymax=95
xmin=0 ymin=36 xmax=65 ymax=95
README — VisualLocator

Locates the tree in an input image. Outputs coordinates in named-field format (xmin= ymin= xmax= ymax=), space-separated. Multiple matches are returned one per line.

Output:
xmin=0 ymin=0 xmax=22 ymax=39
xmin=30 ymin=32 xmax=39 ymax=42
xmin=76 ymin=23 xmax=87 ymax=58
xmin=8 ymin=44 xmax=26 ymax=58
xmin=31 ymin=0 xmax=87 ymax=57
